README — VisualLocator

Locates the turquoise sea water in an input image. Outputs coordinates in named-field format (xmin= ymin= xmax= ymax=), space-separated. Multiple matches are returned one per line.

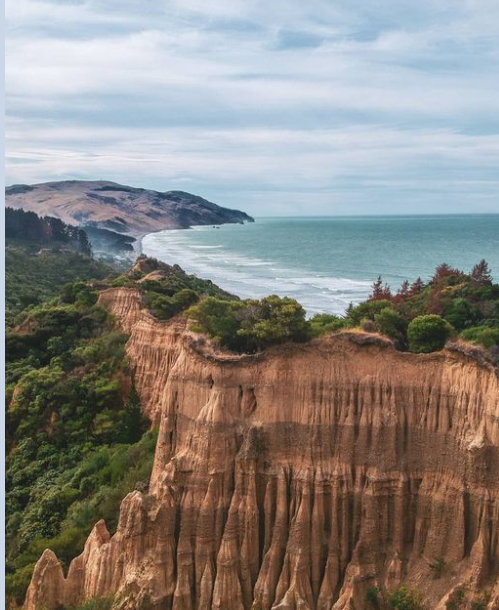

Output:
xmin=142 ymin=215 xmax=499 ymax=315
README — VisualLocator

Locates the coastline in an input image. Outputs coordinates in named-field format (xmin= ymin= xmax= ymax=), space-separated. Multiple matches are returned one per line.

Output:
xmin=136 ymin=215 xmax=499 ymax=316
xmin=134 ymin=220 xmax=253 ymax=258
xmin=133 ymin=232 xmax=148 ymax=256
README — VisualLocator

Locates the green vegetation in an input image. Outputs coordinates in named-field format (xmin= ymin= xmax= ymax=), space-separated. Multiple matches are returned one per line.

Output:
xmin=187 ymin=294 xmax=310 ymax=352
xmin=183 ymin=261 xmax=498 ymax=359
xmin=407 ymin=315 xmax=453 ymax=353
xmin=116 ymin=255 xmax=234 ymax=299
xmin=6 ymin=207 xmax=92 ymax=255
xmin=68 ymin=597 xmax=114 ymax=610
xmin=145 ymin=288 xmax=199 ymax=320
xmin=5 ymin=246 xmax=113 ymax=327
xmin=445 ymin=588 xmax=466 ymax=610
xmin=5 ymin=207 xmax=115 ymax=327
xmin=5 ymin=253 xmax=498 ymax=609
xmin=5 ymin=281 xmax=155 ymax=606
xmin=364 ymin=585 xmax=422 ymax=609
xmin=364 ymin=583 xmax=490 ymax=610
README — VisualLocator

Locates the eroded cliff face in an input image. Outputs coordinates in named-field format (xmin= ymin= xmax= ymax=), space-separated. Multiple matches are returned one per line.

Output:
xmin=25 ymin=288 xmax=499 ymax=610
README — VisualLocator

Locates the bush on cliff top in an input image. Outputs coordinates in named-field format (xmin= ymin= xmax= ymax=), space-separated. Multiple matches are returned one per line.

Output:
xmin=407 ymin=315 xmax=454 ymax=353
xmin=187 ymin=294 xmax=310 ymax=353
xmin=127 ymin=256 xmax=498 ymax=359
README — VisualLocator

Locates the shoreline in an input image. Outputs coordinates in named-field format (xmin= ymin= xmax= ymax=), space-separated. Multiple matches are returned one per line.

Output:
xmin=134 ymin=220 xmax=253 ymax=258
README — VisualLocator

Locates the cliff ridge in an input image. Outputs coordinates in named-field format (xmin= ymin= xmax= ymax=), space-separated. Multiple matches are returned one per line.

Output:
xmin=24 ymin=288 xmax=499 ymax=610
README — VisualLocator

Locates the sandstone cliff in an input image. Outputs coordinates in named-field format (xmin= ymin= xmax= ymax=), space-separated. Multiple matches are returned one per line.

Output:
xmin=24 ymin=288 xmax=499 ymax=610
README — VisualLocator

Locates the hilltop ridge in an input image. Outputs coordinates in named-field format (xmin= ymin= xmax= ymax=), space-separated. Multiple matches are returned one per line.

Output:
xmin=5 ymin=180 xmax=254 ymax=235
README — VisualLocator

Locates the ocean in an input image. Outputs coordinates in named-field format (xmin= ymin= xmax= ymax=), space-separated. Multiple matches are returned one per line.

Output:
xmin=142 ymin=215 xmax=499 ymax=316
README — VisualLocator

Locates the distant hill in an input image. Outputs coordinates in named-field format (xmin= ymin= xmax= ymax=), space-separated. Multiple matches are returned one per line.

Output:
xmin=5 ymin=180 xmax=254 ymax=235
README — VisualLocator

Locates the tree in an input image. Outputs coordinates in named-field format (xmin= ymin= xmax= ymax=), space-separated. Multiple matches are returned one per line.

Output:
xmin=409 ymin=277 xmax=425 ymax=295
xmin=187 ymin=295 xmax=309 ymax=353
xmin=471 ymin=259 xmax=492 ymax=286
xmin=444 ymin=298 xmax=479 ymax=330
xmin=374 ymin=307 xmax=407 ymax=347
xmin=394 ymin=280 xmax=410 ymax=303
xmin=116 ymin=384 xmax=147 ymax=444
xmin=370 ymin=276 xmax=392 ymax=301
xmin=432 ymin=263 xmax=464 ymax=284
xmin=407 ymin=315 xmax=454 ymax=353
xmin=347 ymin=299 xmax=393 ymax=327
xmin=186 ymin=297 xmax=244 ymax=351
xmin=238 ymin=295 xmax=309 ymax=351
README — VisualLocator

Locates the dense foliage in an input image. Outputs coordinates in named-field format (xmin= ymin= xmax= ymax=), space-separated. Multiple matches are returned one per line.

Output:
xmin=5 ymin=246 xmax=113 ymax=328
xmin=187 ymin=295 xmax=309 ymax=352
xmin=407 ymin=315 xmax=453 ymax=353
xmin=184 ymin=261 xmax=499 ymax=358
xmin=6 ymin=207 xmax=92 ymax=255
xmin=5 ymin=282 xmax=155 ymax=607
xmin=360 ymin=260 xmax=499 ymax=357
xmin=5 ymin=208 xmax=114 ymax=327
xmin=365 ymin=585 xmax=422 ymax=609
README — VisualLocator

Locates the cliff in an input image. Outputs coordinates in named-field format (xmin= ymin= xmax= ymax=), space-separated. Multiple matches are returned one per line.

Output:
xmin=24 ymin=288 xmax=499 ymax=610
xmin=5 ymin=181 xmax=254 ymax=236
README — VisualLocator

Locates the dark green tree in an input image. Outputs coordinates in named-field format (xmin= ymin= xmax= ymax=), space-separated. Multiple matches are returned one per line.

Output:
xmin=407 ymin=315 xmax=453 ymax=353
xmin=374 ymin=307 xmax=407 ymax=347
xmin=116 ymin=384 xmax=147 ymax=444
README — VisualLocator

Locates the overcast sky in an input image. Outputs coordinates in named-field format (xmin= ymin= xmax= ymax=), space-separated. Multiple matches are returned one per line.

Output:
xmin=5 ymin=0 xmax=499 ymax=215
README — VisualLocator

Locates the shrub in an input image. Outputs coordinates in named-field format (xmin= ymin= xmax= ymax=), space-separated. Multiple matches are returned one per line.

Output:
xmin=187 ymin=297 xmax=244 ymax=350
xmin=460 ymin=326 xmax=499 ymax=349
xmin=69 ymin=597 xmax=114 ymax=610
xmin=387 ymin=585 xmax=422 ymax=610
xmin=146 ymin=288 xmax=201 ymax=320
xmin=5 ymin=563 xmax=37 ymax=605
xmin=347 ymin=300 xmax=393 ymax=327
xmin=187 ymin=295 xmax=310 ymax=353
xmin=365 ymin=586 xmax=382 ymax=608
xmin=428 ymin=556 xmax=446 ymax=579
xmin=407 ymin=315 xmax=454 ymax=353
xmin=445 ymin=588 xmax=465 ymax=610
xmin=374 ymin=307 xmax=407 ymax=347
xmin=309 ymin=313 xmax=349 ymax=337
xmin=237 ymin=295 xmax=310 ymax=351
xmin=444 ymin=298 xmax=479 ymax=330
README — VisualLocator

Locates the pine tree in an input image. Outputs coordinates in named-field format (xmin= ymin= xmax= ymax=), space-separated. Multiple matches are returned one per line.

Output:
xmin=409 ymin=277 xmax=425 ymax=295
xmin=116 ymin=384 xmax=147 ymax=444
xmin=470 ymin=259 xmax=492 ymax=286
xmin=394 ymin=280 xmax=410 ymax=303
xmin=432 ymin=263 xmax=463 ymax=283
xmin=369 ymin=276 xmax=392 ymax=301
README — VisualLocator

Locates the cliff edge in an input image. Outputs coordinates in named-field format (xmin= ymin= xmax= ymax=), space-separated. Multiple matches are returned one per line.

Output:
xmin=24 ymin=288 xmax=499 ymax=610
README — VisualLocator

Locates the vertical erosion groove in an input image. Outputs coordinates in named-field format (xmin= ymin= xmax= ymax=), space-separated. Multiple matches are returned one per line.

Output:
xmin=23 ymin=288 xmax=499 ymax=610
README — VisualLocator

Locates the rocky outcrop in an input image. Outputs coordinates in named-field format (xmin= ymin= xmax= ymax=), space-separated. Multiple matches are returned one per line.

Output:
xmin=5 ymin=181 xmax=254 ymax=236
xmin=24 ymin=288 xmax=499 ymax=610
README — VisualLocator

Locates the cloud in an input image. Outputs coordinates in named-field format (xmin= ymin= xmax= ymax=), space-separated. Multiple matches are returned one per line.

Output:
xmin=5 ymin=0 xmax=499 ymax=214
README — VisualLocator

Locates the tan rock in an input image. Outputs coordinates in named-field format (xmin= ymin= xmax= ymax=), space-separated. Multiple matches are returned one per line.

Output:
xmin=24 ymin=288 xmax=499 ymax=610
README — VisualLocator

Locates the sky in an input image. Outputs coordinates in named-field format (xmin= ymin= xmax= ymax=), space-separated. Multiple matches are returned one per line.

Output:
xmin=4 ymin=0 xmax=499 ymax=216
